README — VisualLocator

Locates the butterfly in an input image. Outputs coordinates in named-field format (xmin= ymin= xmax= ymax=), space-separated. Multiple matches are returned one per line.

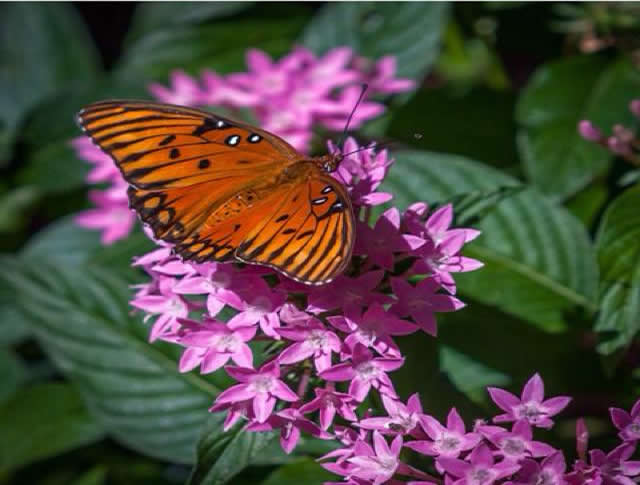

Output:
xmin=76 ymin=100 xmax=355 ymax=285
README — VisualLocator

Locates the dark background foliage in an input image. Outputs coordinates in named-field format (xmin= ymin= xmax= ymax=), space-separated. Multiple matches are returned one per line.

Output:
xmin=1 ymin=2 xmax=639 ymax=484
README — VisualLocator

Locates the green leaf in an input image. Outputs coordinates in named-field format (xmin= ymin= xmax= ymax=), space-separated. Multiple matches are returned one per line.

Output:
xmin=116 ymin=17 xmax=307 ymax=82
xmin=300 ymin=2 xmax=450 ymax=80
xmin=16 ymin=81 xmax=148 ymax=194
xmin=22 ymin=216 xmax=102 ymax=265
xmin=0 ymin=304 xmax=32 ymax=346
xmin=188 ymin=414 xmax=281 ymax=485
xmin=71 ymin=467 xmax=107 ymax=485
xmin=0 ymin=349 xmax=28 ymax=405
xmin=0 ymin=382 xmax=104 ymax=473
xmin=516 ymin=55 xmax=640 ymax=200
xmin=387 ymin=86 xmax=519 ymax=168
xmin=0 ymin=258 xmax=218 ymax=464
xmin=127 ymin=2 xmax=254 ymax=43
xmin=261 ymin=458 xmax=335 ymax=485
xmin=0 ymin=3 xmax=100 ymax=161
xmin=594 ymin=184 xmax=640 ymax=353
xmin=439 ymin=345 xmax=510 ymax=405
xmin=385 ymin=150 xmax=599 ymax=331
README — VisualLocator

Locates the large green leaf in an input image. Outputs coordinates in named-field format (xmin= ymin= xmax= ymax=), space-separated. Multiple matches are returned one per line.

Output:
xmin=0 ymin=382 xmax=104 ymax=473
xmin=188 ymin=415 xmax=281 ymax=485
xmin=16 ymin=81 xmax=148 ymax=194
xmin=517 ymin=55 xmax=640 ymax=200
xmin=261 ymin=458 xmax=335 ymax=485
xmin=594 ymin=184 xmax=640 ymax=354
xmin=0 ymin=349 xmax=27 ymax=405
xmin=385 ymin=150 xmax=599 ymax=331
xmin=126 ymin=2 xmax=254 ymax=43
xmin=300 ymin=2 xmax=450 ymax=80
xmin=0 ymin=3 xmax=100 ymax=161
xmin=116 ymin=17 xmax=307 ymax=82
xmin=0 ymin=257 xmax=218 ymax=464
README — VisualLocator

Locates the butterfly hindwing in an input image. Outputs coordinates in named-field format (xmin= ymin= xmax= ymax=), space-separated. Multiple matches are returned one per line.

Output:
xmin=235 ymin=168 xmax=355 ymax=285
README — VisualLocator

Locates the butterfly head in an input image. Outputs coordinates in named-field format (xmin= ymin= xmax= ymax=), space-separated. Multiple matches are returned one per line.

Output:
xmin=315 ymin=153 xmax=343 ymax=173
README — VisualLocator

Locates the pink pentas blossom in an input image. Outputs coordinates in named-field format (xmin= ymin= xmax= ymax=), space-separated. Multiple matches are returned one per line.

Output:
xmin=391 ymin=277 xmax=465 ymax=336
xmin=328 ymin=303 xmax=418 ymax=358
xmin=75 ymin=188 xmax=136 ymax=244
xmin=487 ymin=373 xmax=571 ymax=429
xmin=566 ymin=443 xmax=640 ymax=485
xmin=215 ymin=360 xmax=298 ymax=423
xmin=130 ymin=275 xmax=190 ymax=341
xmin=437 ymin=443 xmax=521 ymax=485
xmin=508 ymin=452 xmax=567 ymax=485
xmin=276 ymin=318 xmax=342 ymax=372
xmin=148 ymin=69 xmax=201 ymax=105
xmin=610 ymin=398 xmax=640 ymax=442
xmin=355 ymin=208 xmax=425 ymax=270
xmin=299 ymin=385 xmax=358 ymax=431
xmin=168 ymin=317 xmax=256 ymax=373
xmin=226 ymin=279 xmax=286 ymax=338
xmin=307 ymin=270 xmax=392 ymax=315
xmin=478 ymin=420 xmax=556 ymax=463
xmin=320 ymin=344 xmax=403 ymax=402
xmin=405 ymin=408 xmax=481 ymax=462
xmin=358 ymin=393 xmax=426 ymax=438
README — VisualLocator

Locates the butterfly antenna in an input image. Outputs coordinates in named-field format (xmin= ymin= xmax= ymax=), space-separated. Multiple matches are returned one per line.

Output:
xmin=337 ymin=83 xmax=368 ymax=149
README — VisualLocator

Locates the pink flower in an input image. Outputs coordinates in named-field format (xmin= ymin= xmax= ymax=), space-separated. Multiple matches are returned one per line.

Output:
xmin=328 ymin=303 xmax=418 ymax=357
xmin=276 ymin=318 xmax=341 ymax=372
xmin=346 ymin=432 xmax=403 ymax=485
xmin=356 ymin=208 xmax=425 ymax=270
xmin=478 ymin=420 xmax=555 ymax=462
xmin=610 ymin=398 xmax=640 ymax=442
xmin=391 ymin=277 xmax=465 ymax=336
xmin=247 ymin=406 xmax=331 ymax=454
xmin=149 ymin=69 xmax=201 ymax=106
xmin=356 ymin=55 xmax=415 ymax=94
xmin=307 ymin=270 xmax=392 ymax=315
xmin=487 ymin=373 xmax=571 ymax=429
xmin=359 ymin=393 xmax=425 ymax=437
xmin=172 ymin=263 xmax=253 ymax=317
xmin=566 ymin=443 xmax=640 ymax=485
xmin=438 ymin=443 xmax=521 ymax=485
xmin=215 ymin=360 xmax=298 ymax=423
xmin=299 ymin=385 xmax=357 ymax=430
xmin=74 ymin=188 xmax=136 ymax=244
xmin=130 ymin=276 xmax=189 ymax=341
xmin=405 ymin=408 xmax=481 ymax=462
xmin=321 ymin=344 xmax=403 ymax=402
xmin=170 ymin=318 xmax=255 ymax=373
xmin=226 ymin=279 xmax=286 ymax=338
xmin=508 ymin=451 xmax=566 ymax=485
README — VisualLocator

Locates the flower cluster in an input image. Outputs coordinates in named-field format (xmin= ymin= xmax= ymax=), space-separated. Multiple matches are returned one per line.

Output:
xmin=130 ymin=135 xmax=484 ymax=468
xmin=73 ymin=47 xmax=414 ymax=244
xmin=322 ymin=374 xmax=640 ymax=485
xmin=578 ymin=99 xmax=640 ymax=168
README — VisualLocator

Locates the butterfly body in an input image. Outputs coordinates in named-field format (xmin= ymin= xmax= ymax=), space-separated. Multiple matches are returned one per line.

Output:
xmin=77 ymin=100 xmax=355 ymax=285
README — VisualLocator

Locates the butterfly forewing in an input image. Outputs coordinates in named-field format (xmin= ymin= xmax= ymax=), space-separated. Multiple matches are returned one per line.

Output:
xmin=76 ymin=100 xmax=355 ymax=284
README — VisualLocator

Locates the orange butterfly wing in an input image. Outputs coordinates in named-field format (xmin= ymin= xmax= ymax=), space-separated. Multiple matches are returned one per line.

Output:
xmin=76 ymin=100 xmax=355 ymax=284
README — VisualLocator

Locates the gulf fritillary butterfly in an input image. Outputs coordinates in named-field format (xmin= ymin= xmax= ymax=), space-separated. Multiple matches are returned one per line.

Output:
xmin=76 ymin=100 xmax=355 ymax=285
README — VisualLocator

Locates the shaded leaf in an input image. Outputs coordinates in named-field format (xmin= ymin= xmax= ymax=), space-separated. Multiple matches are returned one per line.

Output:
xmin=0 ymin=382 xmax=104 ymax=473
xmin=385 ymin=150 xmax=599 ymax=331
xmin=595 ymin=184 xmax=640 ymax=353
xmin=439 ymin=345 xmax=510 ymax=405
xmin=127 ymin=2 xmax=254 ymax=42
xmin=261 ymin=458 xmax=334 ymax=485
xmin=0 ymin=3 xmax=100 ymax=161
xmin=116 ymin=18 xmax=307 ymax=82
xmin=188 ymin=414 xmax=281 ymax=485
xmin=517 ymin=55 xmax=640 ymax=200
xmin=0 ymin=349 xmax=28 ymax=405
xmin=0 ymin=257 xmax=218 ymax=464
xmin=300 ymin=2 xmax=449 ymax=80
